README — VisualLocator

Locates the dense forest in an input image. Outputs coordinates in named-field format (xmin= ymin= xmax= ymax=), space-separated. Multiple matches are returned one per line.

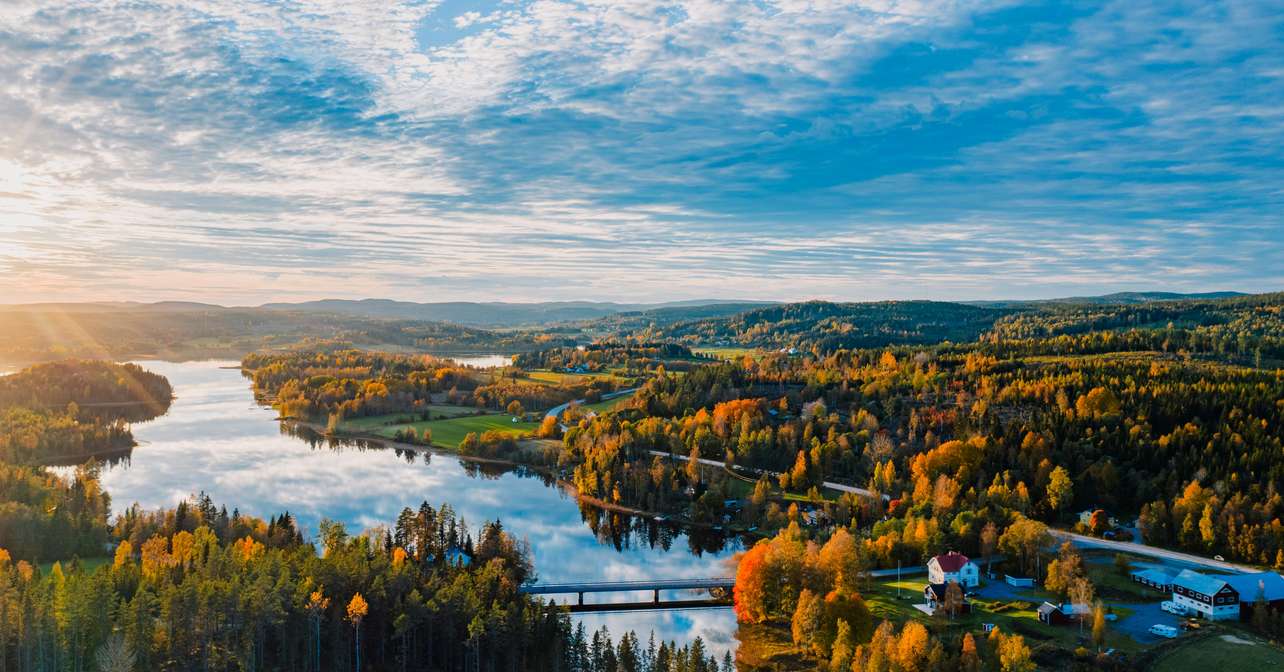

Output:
xmin=1 ymin=492 xmax=734 ymax=672
xmin=611 ymin=301 xmax=1012 ymax=352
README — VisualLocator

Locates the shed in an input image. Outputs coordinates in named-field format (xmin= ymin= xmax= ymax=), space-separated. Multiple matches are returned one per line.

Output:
xmin=1037 ymin=602 xmax=1070 ymax=625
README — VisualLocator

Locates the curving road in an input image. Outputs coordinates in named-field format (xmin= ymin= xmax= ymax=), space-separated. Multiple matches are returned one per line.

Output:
xmin=646 ymin=449 xmax=888 ymax=501
xmin=545 ymin=388 xmax=639 ymax=421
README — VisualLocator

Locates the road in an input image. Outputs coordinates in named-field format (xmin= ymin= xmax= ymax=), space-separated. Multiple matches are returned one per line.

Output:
xmin=646 ymin=449 xmax=887 ymax=500
xmin=1051 ymin=528 xmax=1260 ymax=573
xmin=544 ymin=387 xmax=638 ymax=421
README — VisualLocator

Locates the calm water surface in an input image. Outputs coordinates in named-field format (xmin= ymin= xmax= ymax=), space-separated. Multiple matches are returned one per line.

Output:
xmin=446 ymin=354 xmax=514 ymax=368
xmin=93 ymin=360 xmax=740 ymax=654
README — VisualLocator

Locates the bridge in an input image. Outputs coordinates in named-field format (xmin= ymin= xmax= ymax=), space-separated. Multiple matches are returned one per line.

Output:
xmin=520 ymin=578 xmax=735 ymax=613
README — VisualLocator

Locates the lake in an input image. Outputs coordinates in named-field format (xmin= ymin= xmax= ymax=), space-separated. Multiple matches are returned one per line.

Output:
xmin=446 ymin=354 xmax=514 ymax=368
xmin=88 ymin=360 xmax=741 ymax=655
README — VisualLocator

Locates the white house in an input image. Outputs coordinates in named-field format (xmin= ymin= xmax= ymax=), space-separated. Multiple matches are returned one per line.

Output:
xmin=927 ymin=551 xmax=979 ymax=589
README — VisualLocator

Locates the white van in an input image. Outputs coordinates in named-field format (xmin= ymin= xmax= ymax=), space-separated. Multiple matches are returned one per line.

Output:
xmin=1149 ymin=624 xmax=1179 ymax=639
xmin=1161 ymin=601 xmax=1188 ymax=616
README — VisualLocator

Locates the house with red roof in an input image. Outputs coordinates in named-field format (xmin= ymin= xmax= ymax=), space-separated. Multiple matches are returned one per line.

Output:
xmin=927 ymin=551 xmax=979 ymax=588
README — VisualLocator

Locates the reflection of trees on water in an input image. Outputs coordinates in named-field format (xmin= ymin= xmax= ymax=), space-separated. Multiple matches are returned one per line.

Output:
xmin=577 ymin=503 xmax=742 ymax=557
xmin=279 ymin=420 xmax=740 ymax=559
xmin=280 ymin=423 xmax=387 ymax=454
xmin=43 ymin=447 xmax=133 ymax=468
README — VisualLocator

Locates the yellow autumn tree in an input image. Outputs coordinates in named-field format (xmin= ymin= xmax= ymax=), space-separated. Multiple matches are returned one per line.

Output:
xmin=348 ymin=592 xmax=369 ymax=671
xmin=112 ymin=541 xmax=133 ymax=569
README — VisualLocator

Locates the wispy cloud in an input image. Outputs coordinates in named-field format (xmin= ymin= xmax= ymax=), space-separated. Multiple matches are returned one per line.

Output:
xmin=0 ymin=0 xmax=1280 ymax=303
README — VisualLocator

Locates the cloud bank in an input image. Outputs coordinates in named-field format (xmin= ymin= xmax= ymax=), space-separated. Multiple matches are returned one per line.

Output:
xmin=1 ymin=0 xmax=1281 ymax=303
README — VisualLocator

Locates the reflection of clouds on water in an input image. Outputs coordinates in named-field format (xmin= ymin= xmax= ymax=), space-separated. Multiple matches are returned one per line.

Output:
xmin=576 ymin=609 xmax=738 ymax=659
xmin=94 ymin=360 xmax=742 ymax=654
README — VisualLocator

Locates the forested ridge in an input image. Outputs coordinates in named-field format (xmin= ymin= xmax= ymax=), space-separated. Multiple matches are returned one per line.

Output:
xmin=613 ymin=301 xmax=1009 ymax=352
xmin=0 ymin=306 xmax=564 ymax=365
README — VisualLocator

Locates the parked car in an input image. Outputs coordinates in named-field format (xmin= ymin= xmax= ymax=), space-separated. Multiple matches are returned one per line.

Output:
xmin=1161 ymin=601 xmax=1189 ymax=616
xmin=1149 ymin=624 xmax=1179 ymax=639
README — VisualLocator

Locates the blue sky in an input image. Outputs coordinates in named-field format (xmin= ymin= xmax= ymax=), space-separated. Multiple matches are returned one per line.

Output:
xmin=0 ymin=0 xmax=1281 ymax=304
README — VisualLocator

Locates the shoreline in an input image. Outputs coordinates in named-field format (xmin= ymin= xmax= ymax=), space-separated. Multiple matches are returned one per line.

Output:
xmin=287 ymin=417 xmax=752 ymax=534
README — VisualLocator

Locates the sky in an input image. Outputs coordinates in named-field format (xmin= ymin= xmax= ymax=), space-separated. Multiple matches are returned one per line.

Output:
xmin=0 ymin=0 xmax=1281 ymax=305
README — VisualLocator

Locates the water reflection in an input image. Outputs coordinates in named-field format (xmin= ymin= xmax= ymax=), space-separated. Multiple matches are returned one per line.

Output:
xmin=88 ymin=360 xmax=741 ymax=655
xmin=443 ymin=354 xmax=512 ymax=368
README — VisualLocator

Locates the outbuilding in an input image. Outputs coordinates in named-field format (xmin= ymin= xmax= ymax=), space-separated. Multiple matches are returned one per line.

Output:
xmin=1037 ymin=602 xmax=1071 ymax=626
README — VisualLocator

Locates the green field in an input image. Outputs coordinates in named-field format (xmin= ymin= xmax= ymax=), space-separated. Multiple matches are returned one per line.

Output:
xmin=339 ymin=405 xmax=486 ymax=432
xmin=1150 ymin=634 xmax=1284 ymax=672
xmin=580 ymin=391 xmax=637 ymax=414
xmin=372 ymin=413 xmax=540 ymax=449
xmin=523 ymin=369 xmax=625 ymax=386
xmin=40 ymin=556 xmax=109 ymax=575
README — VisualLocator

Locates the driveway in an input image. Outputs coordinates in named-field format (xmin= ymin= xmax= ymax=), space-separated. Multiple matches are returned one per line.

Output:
xmin=973 ymin=570 xmax=1188 ymax=646
xmin=1112 ymin=599 xmax=1185 ymax=644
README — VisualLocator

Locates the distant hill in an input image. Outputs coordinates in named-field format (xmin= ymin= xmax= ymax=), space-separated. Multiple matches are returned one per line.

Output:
xmin=258 ymin=298 xmax=775 ymax=327
xmin=0 ymin=303 xmax=562 ymax=365
xmin=610 ymin=300 xmax=1014 ymax=351
xmin=987 ymin=291 xmax=1283 ymax=340
xmin=973 ymin=291 xmax=1247 ymax=308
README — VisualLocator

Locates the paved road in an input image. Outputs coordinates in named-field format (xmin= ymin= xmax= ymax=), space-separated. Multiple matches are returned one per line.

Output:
xmin=544 ymin=387 xmax=638 ymax=420
xmin=1051 ymin=529 xmax=1259 ymax=574
xmin=647 ymin=449 xmax=887 ymax=500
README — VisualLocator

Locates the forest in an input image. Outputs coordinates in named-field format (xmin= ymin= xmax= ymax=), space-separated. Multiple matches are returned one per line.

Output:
xmin=1 ymin=292 xmax=1282 ymax=671
xmin=243 ymin=351 xmax=624 ymax=424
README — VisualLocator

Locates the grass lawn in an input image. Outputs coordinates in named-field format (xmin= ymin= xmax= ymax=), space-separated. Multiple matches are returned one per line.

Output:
xmin=1150 ymin=633 xmax=1284 ymax=672
xmin=340 ymin=405 xmax=486 ymax=432
xmin=40 ymin=556 xmax=110 ymax=575
xmin=734 ymin=623 xmax=813 ymax=671
xmin=1085 ymin=561 xmax=1160 ymax=602
xmin=372 ymin=413 xmax=540 ymax=449
xmin=580 ymin=391 xmax=637 ymax=414
xmin=862 ymin=577 xmax=1146 ymax=654
xmin=523 ymin=370 xmax=624 ymax=386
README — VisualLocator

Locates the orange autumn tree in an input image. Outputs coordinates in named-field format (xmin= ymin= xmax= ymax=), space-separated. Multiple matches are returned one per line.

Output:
xmin=734 ymin=522 xmax=872 ymax=647
xmin=733 ymin=542 xmax=770 ymax=623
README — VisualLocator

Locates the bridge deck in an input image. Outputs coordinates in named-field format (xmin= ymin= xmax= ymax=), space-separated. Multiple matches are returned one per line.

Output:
xmin=520 ymin=578 xmax=735 ymax=595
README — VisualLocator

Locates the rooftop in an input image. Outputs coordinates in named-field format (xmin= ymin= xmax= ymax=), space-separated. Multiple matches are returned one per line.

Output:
xmin=1224 ymin=571 xmax=1284 ymax=602
xmin=931 ymin=551 xmax=972 ymax=572
xmin=1173 ymin=569 xmax=1232 ymax=596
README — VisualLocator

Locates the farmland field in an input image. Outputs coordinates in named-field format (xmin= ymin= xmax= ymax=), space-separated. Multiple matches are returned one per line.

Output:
xmin=1150 ymin=634 xmax=1284 ymax=672
xmin=371 ymin=413 xmax=541 ymax=448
